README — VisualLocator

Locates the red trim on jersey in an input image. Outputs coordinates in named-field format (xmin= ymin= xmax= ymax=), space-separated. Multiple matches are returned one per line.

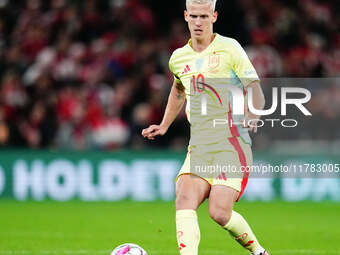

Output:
xmin=228 ymin=136 xmax=249 ymax=202
xmin=228 ymin=103 xmax=240 ymax=137
xmin=204 ymin=83 xmax=223 ymax=105
xmin=186 ymin=65 xmax=191 ymax=72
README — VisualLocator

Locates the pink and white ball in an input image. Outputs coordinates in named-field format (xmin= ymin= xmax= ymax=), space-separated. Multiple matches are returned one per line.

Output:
xmin=111 ymin=243 xmax=148 ymax=255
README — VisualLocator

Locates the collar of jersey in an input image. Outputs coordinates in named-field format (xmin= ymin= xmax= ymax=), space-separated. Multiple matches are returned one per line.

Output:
xmin=187 ymin=32 xmax=219 ymax=54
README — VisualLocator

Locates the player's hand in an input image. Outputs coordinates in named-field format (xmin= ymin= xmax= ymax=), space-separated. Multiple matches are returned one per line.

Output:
xmin=242 ymin=118 xmax=259 ymax=133
xmin=141 ymin=124 xmax=168 ymax=140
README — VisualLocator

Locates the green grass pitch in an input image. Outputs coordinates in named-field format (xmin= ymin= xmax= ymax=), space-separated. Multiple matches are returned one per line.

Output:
xmin=1 ymin=200 xmax=340 ymax=255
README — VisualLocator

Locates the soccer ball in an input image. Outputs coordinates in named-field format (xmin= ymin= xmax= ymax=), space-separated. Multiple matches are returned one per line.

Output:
xmin=111 ymin=243 xmax=148 ymax=255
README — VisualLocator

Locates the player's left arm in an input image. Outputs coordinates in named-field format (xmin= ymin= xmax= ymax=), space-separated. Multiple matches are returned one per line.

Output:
xmin=230 ymin=39 xmax=265 ymax=133
xmin=245 ymin=81 xmax=265 ymax=133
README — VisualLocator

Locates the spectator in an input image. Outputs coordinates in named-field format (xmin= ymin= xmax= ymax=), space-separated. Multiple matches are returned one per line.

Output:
xmin=0 ymin=0 xmax=338 ymax=150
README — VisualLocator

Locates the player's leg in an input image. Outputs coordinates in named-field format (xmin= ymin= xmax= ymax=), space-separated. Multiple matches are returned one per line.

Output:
xmin=176 ymin=174 xmax=210 ymax=255
xmin=208 ymin=137 xmax=268 ymax=255
xmin=209 ymin=185 xmax=267 ymax=255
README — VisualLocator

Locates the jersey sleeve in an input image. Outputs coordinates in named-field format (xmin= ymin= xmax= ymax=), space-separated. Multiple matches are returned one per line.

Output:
xmin=169 ymin=53 xmax=181 ymax=84
xmin=230 ymin=39 xmax=260 ymax=87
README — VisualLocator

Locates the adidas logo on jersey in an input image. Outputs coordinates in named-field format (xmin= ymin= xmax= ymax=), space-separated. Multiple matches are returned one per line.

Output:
xmin=181 ymin=65 xmax=191 ymax=74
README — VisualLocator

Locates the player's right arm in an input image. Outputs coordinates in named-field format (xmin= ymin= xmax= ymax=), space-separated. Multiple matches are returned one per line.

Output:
xmin=142 ymin=80 xmax=185 ymax=140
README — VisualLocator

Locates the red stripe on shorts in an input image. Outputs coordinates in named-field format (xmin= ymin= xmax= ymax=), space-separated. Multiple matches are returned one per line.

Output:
xmin=228 ymin=136 xmax=249 ymax=202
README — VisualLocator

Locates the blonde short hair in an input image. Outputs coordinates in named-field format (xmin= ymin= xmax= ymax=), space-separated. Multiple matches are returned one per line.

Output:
xmin=186 ymin=0 xmax=217 ymax=11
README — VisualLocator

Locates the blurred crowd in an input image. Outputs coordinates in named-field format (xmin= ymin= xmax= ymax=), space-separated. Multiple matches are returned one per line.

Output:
xmin=0 ymin=0 xmax=339 ymax=150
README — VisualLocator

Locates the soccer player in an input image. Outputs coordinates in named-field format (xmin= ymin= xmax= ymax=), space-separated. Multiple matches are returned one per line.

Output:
xmin=142 ymin=0 xmax=269 ymax=255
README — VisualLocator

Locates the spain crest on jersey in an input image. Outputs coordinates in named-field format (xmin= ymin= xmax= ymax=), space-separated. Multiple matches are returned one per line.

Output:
xmin=208 ymin=52 xmax=220 ymax=70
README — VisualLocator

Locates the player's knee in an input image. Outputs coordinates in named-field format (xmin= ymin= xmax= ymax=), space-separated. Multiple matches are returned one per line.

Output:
xmin=209 ymin=207 xmax=232 ymax=226
xmin=176 ymin=193 xmax=195 ymax=210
